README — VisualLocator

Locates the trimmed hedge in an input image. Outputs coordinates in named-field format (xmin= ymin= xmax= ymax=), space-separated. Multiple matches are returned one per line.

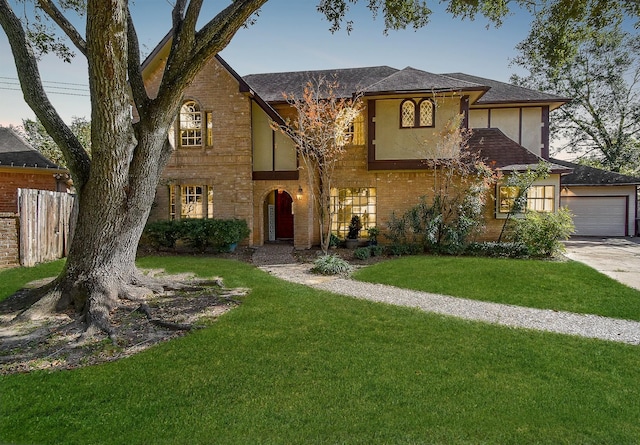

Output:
xmin=143 ymin=218 xmax=250 ymax=252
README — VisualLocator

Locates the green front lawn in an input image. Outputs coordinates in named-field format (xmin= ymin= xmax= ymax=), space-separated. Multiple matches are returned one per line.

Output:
xmin=1 ymin=257 xmax=639 ymax=444
xmin=354 ymin=255 xmax=640 ymax=321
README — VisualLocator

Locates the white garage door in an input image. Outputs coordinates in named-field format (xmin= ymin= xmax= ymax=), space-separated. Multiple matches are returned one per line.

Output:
xmin=562 ymin=196 xmax=627 ymax=237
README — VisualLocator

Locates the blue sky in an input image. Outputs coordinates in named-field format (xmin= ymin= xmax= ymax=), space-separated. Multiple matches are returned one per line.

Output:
xmin=0 ymin=0 xmax=535 ymax=127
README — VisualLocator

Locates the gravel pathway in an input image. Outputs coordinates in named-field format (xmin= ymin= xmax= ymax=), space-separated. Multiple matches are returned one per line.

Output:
xmin=259 ymin=263 xmax=640 ymax=345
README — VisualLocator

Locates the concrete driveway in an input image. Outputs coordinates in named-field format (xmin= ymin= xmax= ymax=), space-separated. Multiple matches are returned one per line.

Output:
xmin=563 ymin=237 xmax=640 ymax=291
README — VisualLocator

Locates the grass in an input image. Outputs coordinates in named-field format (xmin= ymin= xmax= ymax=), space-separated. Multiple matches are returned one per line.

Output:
xmin=353 ymin=255 xmax=640 ymax=321
xmin=0 ymin=256 xmax=639 ymax=444
xmin=0 ymin=259 xmax=65 ymax=303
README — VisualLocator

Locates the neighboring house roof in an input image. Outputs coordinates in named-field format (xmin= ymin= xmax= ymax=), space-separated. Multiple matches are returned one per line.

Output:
xmin=468 ymin=128 xmax=569 ymax=173
xmin=443 ymin=73 xmax=570 ymax=109
xmin=0 ymin=127 xmax=61 ymax=169
xmin=550 ymin=158 xmax=640 ymax=186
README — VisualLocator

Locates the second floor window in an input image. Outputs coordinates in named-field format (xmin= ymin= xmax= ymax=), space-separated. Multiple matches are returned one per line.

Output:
xmin=180 ymin=100 xmax=202 ymax=146
xmin=400 ymin=99 xmax=435 ymax=128
xmin=344 ymin=112 xmax=365 ymax=145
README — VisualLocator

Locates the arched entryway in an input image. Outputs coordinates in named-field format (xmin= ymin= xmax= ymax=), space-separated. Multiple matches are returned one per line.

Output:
xmin=264 ymin=189 xmax=294 ymax=242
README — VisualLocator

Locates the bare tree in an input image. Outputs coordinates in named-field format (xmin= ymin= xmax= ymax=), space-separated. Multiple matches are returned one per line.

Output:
xmin=273 ymin=78 xmax=363 ymax=253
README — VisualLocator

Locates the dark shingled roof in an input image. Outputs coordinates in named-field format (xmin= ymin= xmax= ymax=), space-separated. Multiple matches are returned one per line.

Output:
xmin=443 ymin=73 xmax=570 ymax=105
xmin=0 ymin=127 xmax=61 ymax=169
xmin=243 ymin=67 xmax=568 ymax=106
xmin=468 ymin=128 xmax=569 ymax=173
xmin=362 ymin=67 xmax=486 ymax=94
xmin=550 ymin=158 xmax=640 ymax=186
xmin=243 ymin=66 xmax=399 ymax=102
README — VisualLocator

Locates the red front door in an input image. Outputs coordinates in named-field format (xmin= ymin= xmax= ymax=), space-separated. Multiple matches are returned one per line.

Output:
xmin=275 ymin=191 xmax=294 ymax=239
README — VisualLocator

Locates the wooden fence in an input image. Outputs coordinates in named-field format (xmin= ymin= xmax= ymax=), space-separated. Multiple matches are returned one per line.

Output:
xmin=18 ymin=188 xmax=76 ymax=267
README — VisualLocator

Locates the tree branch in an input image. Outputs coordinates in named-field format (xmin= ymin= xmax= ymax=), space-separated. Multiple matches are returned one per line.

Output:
xmin=126 ymin=7 xmax=149 ymax=112
xmin=0 ymin=1 xmax=90 ymax=187
xmin=156 ymin=0 xmax=266 ymax=114
xmin=36 ymin=0 xmax=87 ymax=56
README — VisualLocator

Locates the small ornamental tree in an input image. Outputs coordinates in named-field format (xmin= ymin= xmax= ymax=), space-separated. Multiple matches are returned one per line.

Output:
xmin=497 ymin=161 xmax=551 ymax=242
xmin=386 ymin=113 xmax=498 ymax=253
xmin=273 ymin=77 xmax=363 ymax=253
xmin=422 ymin=114 xmax=497 ymax=252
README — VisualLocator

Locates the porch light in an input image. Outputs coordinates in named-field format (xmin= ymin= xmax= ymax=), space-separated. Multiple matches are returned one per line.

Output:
xmin=296 ymin=186 xmax=303 ymax=201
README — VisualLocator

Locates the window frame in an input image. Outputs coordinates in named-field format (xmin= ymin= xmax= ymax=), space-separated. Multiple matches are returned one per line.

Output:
xmin=497 ymin=184 xmax=556 ymax=215
xmin=169 ymin=184 xmax=214 ymax=220
xmin=399 ymin=98 xmax=435 ymax=129
xmin=330 ymin=187 xmax=377 ymax=238
xmin=179 ymin=99 xmax=203 ymax=147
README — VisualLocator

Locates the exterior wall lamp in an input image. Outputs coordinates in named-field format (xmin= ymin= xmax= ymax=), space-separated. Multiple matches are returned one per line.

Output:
xmin=296 ymin=186 xmax=303 ymax=201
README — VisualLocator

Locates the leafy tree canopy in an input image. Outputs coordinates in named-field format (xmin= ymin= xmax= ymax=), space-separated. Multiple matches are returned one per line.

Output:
xmin=20 ymin=117 xmax=91 ymax=168
xmin=512 ymin=21 xmax=640 ymax=175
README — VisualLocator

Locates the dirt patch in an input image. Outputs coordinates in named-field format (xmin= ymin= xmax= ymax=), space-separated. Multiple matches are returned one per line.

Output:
xmin=0 ymin=271 xmax=247 ymax=375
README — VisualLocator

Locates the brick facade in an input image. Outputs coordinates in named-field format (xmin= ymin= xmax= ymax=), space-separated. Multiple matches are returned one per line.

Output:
xmin=0 ymin=169 xmax=59 ymax=213
xmin=147 ymin=56 xmax=254 ymax=239
xmin=0 ymin=213 xmax=19 ymax=269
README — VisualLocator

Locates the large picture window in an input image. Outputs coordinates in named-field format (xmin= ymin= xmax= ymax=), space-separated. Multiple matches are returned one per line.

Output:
xmin=498 ymin=185 xmax=555 ymax=213
xmin=169 ymin=184 xmax=213 ymax=219
xmin=400 ymin=98 xmax=435 ymax=128
xmin=330 ymin=187 xmax=376 ymax=238
xmin=179 ymin=100 xmax=202 ymax=146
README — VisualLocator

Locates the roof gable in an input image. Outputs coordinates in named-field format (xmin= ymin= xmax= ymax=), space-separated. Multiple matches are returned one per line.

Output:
xmin=363 ymin=67 xmax=486 ymax=95
xmin=0 ymin=127 xmax=61 ymax=169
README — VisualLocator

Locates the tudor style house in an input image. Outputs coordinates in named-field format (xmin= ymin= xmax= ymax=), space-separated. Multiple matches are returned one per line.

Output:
xmin=142 ymin=39 xmax=638 ymax=247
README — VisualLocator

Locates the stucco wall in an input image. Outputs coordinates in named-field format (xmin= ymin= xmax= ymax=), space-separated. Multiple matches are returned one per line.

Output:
xmin=374 ymin=97 xmax=459 ymax=160
xmin=469 ymin=106 xmax=544 ymax=156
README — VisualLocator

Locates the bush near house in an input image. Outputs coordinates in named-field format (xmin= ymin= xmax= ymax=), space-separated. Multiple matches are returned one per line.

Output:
xmin=142 ymin=218 xmax=250 ymax=252
xmin=513 ymin=208 xmax=575 ymax=257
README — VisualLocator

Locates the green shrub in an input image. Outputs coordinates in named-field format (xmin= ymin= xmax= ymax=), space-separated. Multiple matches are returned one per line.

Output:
xmin=143 ymin=220 xmax=182 ymax=248
xmin=465 ymin=241 xmax=530 ymax=258
xmin=311 ymin=254 xmax=353 ymax=276
xmin=143 ymin=218 xmax=250 ymax=252
xmin=353 ymin=247 xmax=371 ymax=260
xmin=370 ymin=245 xmax=385 ymax=257
xmin=514 ymin=208 xmax=575 ymax=257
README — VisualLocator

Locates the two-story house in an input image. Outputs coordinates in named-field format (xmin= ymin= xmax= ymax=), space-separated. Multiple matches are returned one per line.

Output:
xmin=143 ymin=36 xmax=638 ymax=247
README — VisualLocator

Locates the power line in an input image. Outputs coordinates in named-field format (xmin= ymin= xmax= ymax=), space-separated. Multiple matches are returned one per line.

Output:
xmin=0 ymin=76 xmax=89 ymax=97
xmin=0 ymin=86 xmax=90 ymax=97
xmin=0 ymin=76 xmax=88 ymax=88
xmin=0 ymin=80 xmax=88 ymax=93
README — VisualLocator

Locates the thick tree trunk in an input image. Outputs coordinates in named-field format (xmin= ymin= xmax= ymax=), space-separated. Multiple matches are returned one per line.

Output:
xmin=20 ymin=132 xmax=170 ymax=336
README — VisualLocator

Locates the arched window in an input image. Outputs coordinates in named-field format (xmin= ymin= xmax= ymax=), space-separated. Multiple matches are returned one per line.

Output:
xmin=419 ymin=99 xmax=434 ymax=127
xmin=400 ymin=98 xmax=435 ymax=128
xmin=400 ymin=99 xmax=416 ymax=128
xmin=179 ymin=100 xmax=202 ymax=146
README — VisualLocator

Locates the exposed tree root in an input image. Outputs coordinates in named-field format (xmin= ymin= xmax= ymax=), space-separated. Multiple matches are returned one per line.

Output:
xmin=0 ymin=270 xmax=248 ymax=374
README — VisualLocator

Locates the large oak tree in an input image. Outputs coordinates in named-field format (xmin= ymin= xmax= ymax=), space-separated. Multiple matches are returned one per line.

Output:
xmin=1 ymin=0 xmax=638 ymax=336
